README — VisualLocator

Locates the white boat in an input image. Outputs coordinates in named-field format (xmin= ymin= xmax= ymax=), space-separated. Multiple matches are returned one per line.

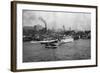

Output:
xmin=60 ymin=36 xmax=74 ymax=43
xmin=30 ymin=39 xmax=58 ymax=44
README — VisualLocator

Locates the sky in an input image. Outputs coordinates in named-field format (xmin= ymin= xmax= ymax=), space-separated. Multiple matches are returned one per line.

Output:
xmin=23 ymin=10 xmax=91 ymax=31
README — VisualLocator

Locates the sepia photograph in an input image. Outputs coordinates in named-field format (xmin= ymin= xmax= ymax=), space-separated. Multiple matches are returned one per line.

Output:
xmin=23 ymin=10 xmax=91 ymax=62
xmin=11 ymin=1 xmax=97 ymax=71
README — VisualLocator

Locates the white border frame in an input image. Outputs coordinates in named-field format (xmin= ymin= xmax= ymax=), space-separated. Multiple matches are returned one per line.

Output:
xmin=16 ymin=3 xmax=97 ymax=70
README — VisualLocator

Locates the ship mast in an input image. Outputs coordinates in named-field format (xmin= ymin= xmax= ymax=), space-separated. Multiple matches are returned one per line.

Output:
xmin=63 ymin=25 xmax=65 ymax=32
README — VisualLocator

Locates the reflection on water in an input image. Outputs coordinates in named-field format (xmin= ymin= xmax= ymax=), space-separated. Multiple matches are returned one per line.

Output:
xmin=23 ymin=39 xmax=91 ymax=62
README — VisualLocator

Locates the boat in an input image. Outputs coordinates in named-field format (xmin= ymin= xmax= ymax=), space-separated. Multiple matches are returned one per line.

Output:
xmin=30 ymin=39 xmax=58 ymax=44
xmin=60 ymin=36 xmax=74 ymax=43
xmin=30 ymin=18 xmax=74 ymax=48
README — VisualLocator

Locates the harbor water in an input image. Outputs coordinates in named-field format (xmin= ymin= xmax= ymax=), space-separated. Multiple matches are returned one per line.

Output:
xmin=23 ymin=39 xmax=91 ymax=62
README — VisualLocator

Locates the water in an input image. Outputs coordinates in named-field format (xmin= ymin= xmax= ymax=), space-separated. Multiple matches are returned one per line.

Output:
xmin=23 ymin=39 xmax=91 ymax=62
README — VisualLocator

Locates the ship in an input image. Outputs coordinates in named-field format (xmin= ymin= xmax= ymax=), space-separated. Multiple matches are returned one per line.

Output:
xmin=30 ymin=17 xmax=74 ymax=48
